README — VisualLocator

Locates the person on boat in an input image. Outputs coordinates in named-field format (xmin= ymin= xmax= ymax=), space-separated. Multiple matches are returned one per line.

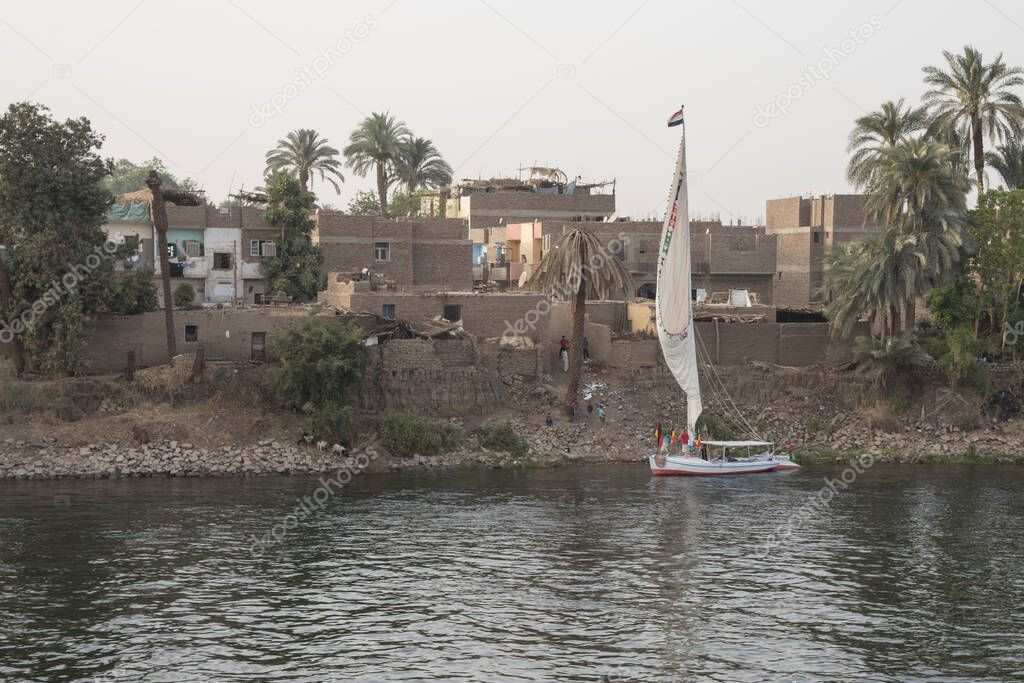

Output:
xmin=786 ymin=440 xmax=794 ymax=457
xmin=559 ymin=336 xmax=570 ymax=372
xmin=680 ymin=429 xmax=690 ymax=453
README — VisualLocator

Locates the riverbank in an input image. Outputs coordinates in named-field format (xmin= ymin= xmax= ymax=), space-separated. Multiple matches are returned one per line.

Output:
xmin=1 ymin=358 xmax=1023 ymax=480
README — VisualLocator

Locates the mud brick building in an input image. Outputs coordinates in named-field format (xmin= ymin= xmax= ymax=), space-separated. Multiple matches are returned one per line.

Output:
xmin=766 ymin=194 xmax=880 ymax=308
xmin=313 ymin=212 xmax=472 ymax=291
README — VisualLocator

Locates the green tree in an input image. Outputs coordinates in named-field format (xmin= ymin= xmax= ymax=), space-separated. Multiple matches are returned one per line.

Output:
xmin=985 ymin=136 xmax=1024 ymax=189
xmin=344 ymin=112 xmax=410 ymax=216
xmin=394 ymin=136 xmax=452 ymax=194
xmin=847 ymin=98 xmax=928 ymax=190
xmin=923 ymin=45 xmax=1024 ymax=193
xmin=346 ymin=190 xmax=381 ymax=216
xmin=261 ymin=172 xmax=324 ymax=301
xmin=105 ymin=157 xmax=194 ymax=196
xmin=264 ymin=128 xmax=345 ymax=195
xmin=172 ymin=282 xmax=196 ymax=307
xmin=269 ymin=317 xmax=369 ymax=445
xmin=968 ymin=189 xmax=1024 ymax=342
xmin=107 ymin=270 xmax=159 ymax=315
xmin=0 ymin=103 xmax=115 ymax=374
xmin=528 ymin=227 xmax=633 ymax=403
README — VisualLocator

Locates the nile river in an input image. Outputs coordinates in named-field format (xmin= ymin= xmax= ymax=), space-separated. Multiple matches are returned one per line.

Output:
xmin=1 ymin=463 xmax=1022 ymax=682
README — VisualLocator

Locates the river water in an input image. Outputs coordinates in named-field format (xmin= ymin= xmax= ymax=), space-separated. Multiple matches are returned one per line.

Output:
xmin=1 ymin=463 xmax=1022 ymax=682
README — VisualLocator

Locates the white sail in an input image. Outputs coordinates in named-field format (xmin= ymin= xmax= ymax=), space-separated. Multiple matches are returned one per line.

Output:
xmin=655 ymin=108 xmax=703 ymax=435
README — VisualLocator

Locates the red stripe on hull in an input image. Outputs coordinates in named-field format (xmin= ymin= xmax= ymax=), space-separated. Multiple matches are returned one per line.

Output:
xmin=650 ymin=468 xmax=777 ymax=476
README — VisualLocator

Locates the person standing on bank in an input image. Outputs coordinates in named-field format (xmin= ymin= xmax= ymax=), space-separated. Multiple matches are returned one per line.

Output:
xmin=582 ymin=337 xmax=590 ymax=362
xmin=559 ymin=335 xmax=570 ymax=373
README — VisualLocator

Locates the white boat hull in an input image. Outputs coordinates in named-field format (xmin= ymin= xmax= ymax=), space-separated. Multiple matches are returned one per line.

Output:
xmin=648 ymin=453 xmax=780 ymax=476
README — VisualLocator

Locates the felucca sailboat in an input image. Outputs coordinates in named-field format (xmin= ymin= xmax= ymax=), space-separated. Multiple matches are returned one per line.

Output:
xmin=648 ymin=107 xmax=785 ymax=476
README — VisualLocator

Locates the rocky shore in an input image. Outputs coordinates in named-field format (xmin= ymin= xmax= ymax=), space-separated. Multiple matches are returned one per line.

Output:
xmin=0 ymin=431 xmax=644 ymax=480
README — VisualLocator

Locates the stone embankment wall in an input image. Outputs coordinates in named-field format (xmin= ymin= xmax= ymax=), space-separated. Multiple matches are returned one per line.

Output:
xmin=360 ymin=339 xmax=542 ymax=417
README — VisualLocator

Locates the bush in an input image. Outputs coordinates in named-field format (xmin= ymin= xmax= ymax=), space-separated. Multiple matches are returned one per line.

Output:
xmin=269 ymin=318 xmax=369 ymax=406
xmin=172 ymin=282 xmax=195 ymax=307
xmin=477 ymin=422 xmax=528 ymax=459
xmin=306 ymin=401 xmax=357 ymax=447
xmin=694 ymin=412 xmax=741 ymax=440
xmin=380 ymin=411 xmax=459 ymax=458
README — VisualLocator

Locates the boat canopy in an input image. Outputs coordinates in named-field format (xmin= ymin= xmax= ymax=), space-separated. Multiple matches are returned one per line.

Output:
xmin=702 ymin=440 xmax=772 ymax=447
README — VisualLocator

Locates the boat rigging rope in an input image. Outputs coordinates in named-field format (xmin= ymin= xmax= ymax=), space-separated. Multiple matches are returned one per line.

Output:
xmin=693 ymin=325 xmax=762 ymax=440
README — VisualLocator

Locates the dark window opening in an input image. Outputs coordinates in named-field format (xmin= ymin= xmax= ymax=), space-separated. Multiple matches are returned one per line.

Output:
xmin=184 ymin=324 xmax=198 ymax=343
xmin=382 ymin=304 xmax=396 ymax=319
xmin=443 ymin=304 xmax=462 ymax=322
xmin=213 ymin=252 xmax=232 ymax=269
xmin=251 ymin=332 xmax=267 ymax=362
xmin=812 ymin=232 xmax=821 ymax=244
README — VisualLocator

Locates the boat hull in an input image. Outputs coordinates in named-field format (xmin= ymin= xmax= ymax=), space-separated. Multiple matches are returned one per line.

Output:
xmin=648 ymin=454 xmax=780 ymax=476
xmin=773 ymin=456 xmax=802 ymax=471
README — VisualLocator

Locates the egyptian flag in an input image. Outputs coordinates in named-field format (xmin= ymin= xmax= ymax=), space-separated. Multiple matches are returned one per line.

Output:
xmin=655 ymin=423 xmax=662 ymax=448
xmin=667 ymin=106 xmax=685 ymax=127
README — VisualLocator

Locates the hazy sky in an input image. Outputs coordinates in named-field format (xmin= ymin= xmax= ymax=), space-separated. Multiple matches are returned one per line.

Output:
xmin=2 ymin=0 xmax=1021 ymax=222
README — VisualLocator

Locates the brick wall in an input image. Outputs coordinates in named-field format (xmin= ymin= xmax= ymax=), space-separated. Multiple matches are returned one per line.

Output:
xmin=315 ymin=213 xmax=471 ymax=289
xmin=346 ymin=291 xmax=548 ymax=341
xmin=465 ymin=192 xmax=615 ymax=228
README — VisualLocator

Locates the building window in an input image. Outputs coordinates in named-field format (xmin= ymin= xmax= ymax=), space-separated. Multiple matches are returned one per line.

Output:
xmin=167 ymin=243 xmax=177 ymax=259
xmin=443 ymin=304 xmax=462 ymax=322
xmin=251 ymin=332 xmax=267 ymax=362
xmin=382 ymin=304 xmax=396 ymax=319
xmin=213 ymin=252 xmax=232 ymax=269
xmin=184 ymin=324 xmax=198 ymax=343
xmin=183 ymin=240 xmax=203 ymax=257
xmin=250 ymin=240 xmax=276 ymax=257
xmin=374 ymin=242 xmax=390 ymax=262
xmin=778 ymin=271 xmax=783 ymax=280
xmin=813 ymin=232 xmax=821 ymax=244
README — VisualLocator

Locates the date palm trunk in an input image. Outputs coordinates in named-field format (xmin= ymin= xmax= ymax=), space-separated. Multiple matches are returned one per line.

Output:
xmin=376 ymin=161 xmax=389 ymax=217
xmin=146 ymin=171 xmax=176 ymax=362
xmin=973 ymin=115 xmax=985 ymax=197
xmin=567 ymin=267 xmax=586 ymax=406
xmin=0 ymin=253 xmax=26 ymax=375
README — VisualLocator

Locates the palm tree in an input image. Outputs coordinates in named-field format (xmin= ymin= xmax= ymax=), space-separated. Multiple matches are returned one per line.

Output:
xmin=922 ymin=45 xmax=1024 ymax=194
xmin=344 ymin=112 xmax=410 ymax=217
xmin=863 ymin=138 xmax=969 ymax=227
xmin=847 ymin=98 xmax=928 ymax=189
xmin=264 ymin=129 xmax=345 ymax=195
xmin=829 ymin=139 xmax=970 ymax=339
xmin=394 ymin=137 xmax=453 ymax=194
xmin=528 ymin=227 xmax=633 ymax=404
xmin=986 ymin=136 xmax=1024 ymax=189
